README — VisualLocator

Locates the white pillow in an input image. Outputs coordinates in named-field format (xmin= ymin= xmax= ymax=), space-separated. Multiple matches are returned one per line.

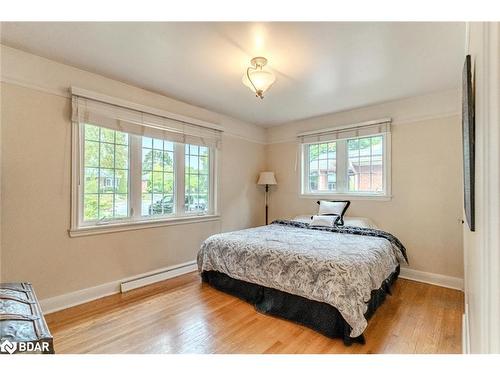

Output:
xmin=309 ymin=215 xmax=338 ymax=227
xmin=317 ymin=200 xmax=350 ymax=225
xmin=291 ymin=214 xmax=314 ymax=224
xmin=318 ymin=200 xmax=349 ymax=215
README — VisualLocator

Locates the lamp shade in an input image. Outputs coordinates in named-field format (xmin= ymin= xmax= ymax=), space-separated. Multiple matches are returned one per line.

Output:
xmin=257 ymin=171 xmax=277 ymax=185
xmin=242 ymin=69 xmax=276 ymax=96
xmin=242 ymin=57 xmax=276 ymax=99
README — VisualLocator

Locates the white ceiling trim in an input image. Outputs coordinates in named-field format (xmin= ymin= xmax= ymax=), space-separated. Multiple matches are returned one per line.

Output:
xmin=1 ymin=73 xmax=460 ymax=146
xmin=1 ymin=44 xmax=461 ymax=146
xmin=266 ymin=87 xmax=461 ymax=144
xmin=0 ymin=22 xmax=466 ymax=125
xmin=266 ymin=111 xmax=460 ymax=144
xmin=0 ymin=44 xmax=267 ymax=144
xmin=296 ymin=117 xmax=392 ymax=137
xmin=1 ymin=74 xmax=69 ymax=99
xmin=1 ymin=74 xmax=268 ymax=145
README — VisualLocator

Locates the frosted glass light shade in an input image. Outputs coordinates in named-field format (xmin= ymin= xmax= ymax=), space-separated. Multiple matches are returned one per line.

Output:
xmin=257 ymin=171 xmax=277 ymax=185
xmin=242 ymin=69 xmax=276 ymax=95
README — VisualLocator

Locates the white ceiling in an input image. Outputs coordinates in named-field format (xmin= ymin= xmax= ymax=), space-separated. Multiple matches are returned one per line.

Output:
xmin=0 ymin=22 xmax=465 ymax=126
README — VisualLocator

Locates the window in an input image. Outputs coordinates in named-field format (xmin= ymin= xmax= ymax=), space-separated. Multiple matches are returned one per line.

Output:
xmin=141 ymin=137 xmax=175 ymax=216
xmin=80 ymin=124 xmax=214 ymax=226
xmin=83 ymin=124 xmax=129 ymax=221
xmin=185 ymin=145 xmax=210 ymax=213
xmin=308 ymin=142 xmax=337 ymax=192
xmin=74 ymin=122 xmax=217 ymax=233
xmin=301 ymin=129 xmax=390 ymax=199
xmin=347 ymin=136 xmax=384 ymax=193
xmin=70 ymin=91 xmax=221 ymax=235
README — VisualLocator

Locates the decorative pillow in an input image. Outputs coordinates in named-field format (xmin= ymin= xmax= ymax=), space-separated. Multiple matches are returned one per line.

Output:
xmin=316 ymin=200 xmax=351 ymax=226
xmin=309 ymin=215 xmax=339 ymax=227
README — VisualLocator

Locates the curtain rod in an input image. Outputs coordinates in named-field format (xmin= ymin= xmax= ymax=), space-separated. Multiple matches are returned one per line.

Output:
xmin=71 ymin=86 xmax=224 ymax=133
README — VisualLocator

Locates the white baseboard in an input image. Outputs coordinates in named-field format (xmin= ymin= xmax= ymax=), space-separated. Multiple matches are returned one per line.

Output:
xmin=399 ymin=267 xmax=464 ymax=291
xmin=40 ymin=262 xmax=462 ymax=314
xmin=40 ymin=260 xmax=197 ymax=314
xmin=462 ymin=304 xmax=470 ymax=354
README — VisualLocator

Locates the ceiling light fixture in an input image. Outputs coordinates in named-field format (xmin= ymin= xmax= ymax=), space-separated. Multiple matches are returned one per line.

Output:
xmin=242 ymin=57 xmax=276 ymax=99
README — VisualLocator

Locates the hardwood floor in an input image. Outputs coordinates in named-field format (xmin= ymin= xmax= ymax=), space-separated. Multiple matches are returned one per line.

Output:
xmin=45 ymin=272 xmax=464 ymax=354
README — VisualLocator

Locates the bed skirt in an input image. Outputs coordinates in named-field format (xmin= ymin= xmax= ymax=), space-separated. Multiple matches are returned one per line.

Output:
xmin=201 ymin=264 xmax=400 ymax=346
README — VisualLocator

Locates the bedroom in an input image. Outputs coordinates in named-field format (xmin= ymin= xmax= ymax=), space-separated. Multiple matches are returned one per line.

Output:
xmin=1 ymin=0 xmax=500 ymax=370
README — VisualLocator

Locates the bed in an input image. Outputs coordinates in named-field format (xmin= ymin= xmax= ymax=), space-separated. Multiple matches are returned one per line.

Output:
xmin=197 ymin=217 xmax=407 ymax=345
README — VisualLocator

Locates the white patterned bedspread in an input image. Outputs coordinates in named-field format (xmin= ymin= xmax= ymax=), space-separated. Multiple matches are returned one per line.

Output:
xmin=197 ymin=222 xmax=406 ymax=337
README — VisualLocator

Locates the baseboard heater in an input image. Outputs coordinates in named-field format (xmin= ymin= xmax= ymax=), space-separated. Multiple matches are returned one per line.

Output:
xmin=120 ymin=260 xmax=198 ymax=293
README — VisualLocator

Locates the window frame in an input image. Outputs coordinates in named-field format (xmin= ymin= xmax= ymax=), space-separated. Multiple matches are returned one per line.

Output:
xmin=80 ymin=124 xmax=132 ymax=225
xmin=299 ymin=132 xmax=392 ymax=201
xmin=70 ymin=122 xmax=220 ymax=237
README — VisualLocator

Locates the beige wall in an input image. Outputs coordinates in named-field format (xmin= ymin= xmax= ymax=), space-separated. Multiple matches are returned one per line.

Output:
xmin=265 ymin=94 xmax=464 ymax=279
xmin=1 ymin=45 xmax=465 ymax=305
xmin=0 ymin=46 xmax=266 ymax=299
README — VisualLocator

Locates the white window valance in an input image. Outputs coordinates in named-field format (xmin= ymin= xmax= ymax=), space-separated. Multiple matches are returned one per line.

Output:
xmin=72 ymin=94 xmax=223 ymax=149
xmin=297 ymin=118 xmax=391 ymax=144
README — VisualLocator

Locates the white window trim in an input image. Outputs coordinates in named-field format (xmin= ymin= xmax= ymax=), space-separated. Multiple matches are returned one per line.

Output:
xmin=68 ymin=214 xmax=221 ymax=238
xmin=69 ymin=122 xmax=220 ymax=237
xmin=298 ymin=132 xmax=392 ymax=201
xmin=71 ymin=86 xmax=224 ymax=132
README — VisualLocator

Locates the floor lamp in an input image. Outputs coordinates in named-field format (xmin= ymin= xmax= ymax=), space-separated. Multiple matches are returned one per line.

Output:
xmin=257 ymin=172 xmax=277 ymax=225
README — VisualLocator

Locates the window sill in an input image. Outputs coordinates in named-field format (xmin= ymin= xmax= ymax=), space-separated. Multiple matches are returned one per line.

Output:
xmin=69 ymin=214 xmax=221 ymax=237
xmin=299 ymin=193 xmax=392 ymax=201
